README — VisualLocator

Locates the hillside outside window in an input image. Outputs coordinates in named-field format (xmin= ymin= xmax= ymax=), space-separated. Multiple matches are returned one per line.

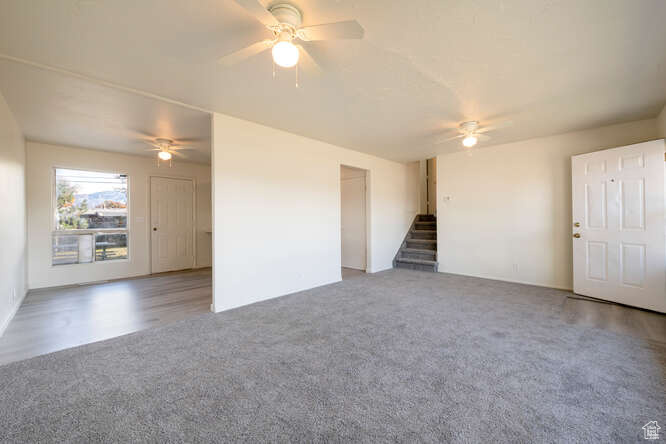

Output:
xmin=52 ymin=168 xmax=129 ymax=265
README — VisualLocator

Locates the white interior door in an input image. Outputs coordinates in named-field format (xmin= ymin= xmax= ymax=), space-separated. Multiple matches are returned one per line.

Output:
xmin=341 ymin=175 xmax=367 ymax=270
xmin=151 ymin=177 xmax=194 ymax=273
xmin=572 ymin=140 xmax=665 ymax=312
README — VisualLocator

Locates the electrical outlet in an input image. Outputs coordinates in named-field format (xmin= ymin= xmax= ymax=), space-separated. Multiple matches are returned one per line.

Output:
xmin=10 ymin=288 xmax=16 ymax=305
xmin=512 ymin=263 xmax=519 ymax=273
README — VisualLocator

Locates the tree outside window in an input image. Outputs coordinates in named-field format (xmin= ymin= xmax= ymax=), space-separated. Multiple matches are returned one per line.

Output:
xmin=52 ymin=169 xmax=129 ymax=265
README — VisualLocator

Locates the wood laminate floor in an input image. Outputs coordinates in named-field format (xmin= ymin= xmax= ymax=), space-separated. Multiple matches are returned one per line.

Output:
xmin=0 ymin=267 xmax=663 ymax=367
xmin=342 ymin=267 xmax=365 ymax=279
xmin=0 ymin=268 xmax=211 ymax=366
xmin=561 ymin=293 xmax=666 ymax=345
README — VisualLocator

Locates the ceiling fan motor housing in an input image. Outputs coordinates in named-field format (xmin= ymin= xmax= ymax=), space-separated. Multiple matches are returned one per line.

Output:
xmin=460 ymin=121 xmax=479 ymax=134
xmin=269 ymin=3 xmax=302 ymax=28
xmin=155 ymin=137 xmax=173 ymax=146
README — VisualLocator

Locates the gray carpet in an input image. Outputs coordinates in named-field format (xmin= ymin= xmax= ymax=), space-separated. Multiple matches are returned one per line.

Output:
xmin=0 ymin=269 xmax=664 ymax=443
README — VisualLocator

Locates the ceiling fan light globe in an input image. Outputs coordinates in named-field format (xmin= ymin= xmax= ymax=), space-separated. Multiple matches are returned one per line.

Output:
xmin=158 ymin=151 xmax=172 ymax=161
xmin=462 ymin=135 xmax=478 ymax=148
xmin=272 ymin=41 xmax=299 ymax=68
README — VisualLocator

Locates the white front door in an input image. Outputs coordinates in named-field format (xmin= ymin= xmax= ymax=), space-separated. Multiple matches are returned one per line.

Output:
xmin=341 ymin=175 xmax=367 ymax=270
xmin=151 ymin=177 xmax=194 ymax=273
xmin=572 ymin=140 xmax=665 ymax=312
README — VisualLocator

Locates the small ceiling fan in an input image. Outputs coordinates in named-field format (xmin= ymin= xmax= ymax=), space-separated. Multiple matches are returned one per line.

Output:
xmin=144 ymin=138 xmax=195 ymax=167
xmin=434 ymin=120 xmax=513 ymax=149
xmin=218 ymin=1 xmax=364 ymax=74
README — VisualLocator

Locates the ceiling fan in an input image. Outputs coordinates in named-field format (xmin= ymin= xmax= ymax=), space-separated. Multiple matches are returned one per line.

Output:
xmin=144 ymin=138 xmax=195 ymax=167
xmin=218 ymin=1 xmax=364 ymax=75
xmin=434 ymin=120 xmax=513 ymax=149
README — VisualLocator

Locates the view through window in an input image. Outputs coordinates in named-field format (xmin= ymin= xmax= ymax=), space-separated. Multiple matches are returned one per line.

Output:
xmin=52 ymin=168 xmax=129 ymax=265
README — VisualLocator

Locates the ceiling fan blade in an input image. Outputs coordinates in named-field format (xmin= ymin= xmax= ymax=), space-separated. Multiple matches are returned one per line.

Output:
xmin=171 ymin=146 xmax=197 ymax=151
xmin=130 ymin=129 xmax=159 ymax=140
xmin=434 ymin=133 xmax=464 ymax=144
xmin=297 ymin=20 xmax=364 ymax=41
xmin=174 ymin=137 xmax=205 ymax=143
xmin=296 ymin=44 xmax=322 ymax=75
xmin=477 ymin=120 xmax=513 ymax=133
xmin=218 ymin=39 xmax=273 ymax=67
xmin=232 ymin=0 xmax=278 ymax=27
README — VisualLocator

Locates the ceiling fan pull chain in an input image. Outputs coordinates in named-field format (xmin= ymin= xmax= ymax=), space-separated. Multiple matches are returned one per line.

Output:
xmin=295 ymin=63 xmax=299 ymax=88
xmin=272 ymin=59 xmax=276 ymax=79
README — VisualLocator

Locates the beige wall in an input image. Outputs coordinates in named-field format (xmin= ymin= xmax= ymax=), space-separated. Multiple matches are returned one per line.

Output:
xmin=436 ymin=118 xmax=659 ymax=289
xmin=658 ymin=104 xmax=666 ymax=138
xmin=0 ymin=92 xmax=26 ymax=335
xmin=212 ymin=112 xmax=419 ymax=313
xmin=26 ymin=142 xmax=211 ymax=289
xmin=427 ymin=157 xmax=437 ymax=215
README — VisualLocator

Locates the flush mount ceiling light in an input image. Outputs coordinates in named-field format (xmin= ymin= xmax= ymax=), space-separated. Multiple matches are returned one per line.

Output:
xmin=218 ymin=1 xmax=364 ymax=78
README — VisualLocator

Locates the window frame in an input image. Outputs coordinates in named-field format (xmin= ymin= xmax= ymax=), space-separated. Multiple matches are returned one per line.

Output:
xmin=50 ymin=166 xmax=131 ymax=266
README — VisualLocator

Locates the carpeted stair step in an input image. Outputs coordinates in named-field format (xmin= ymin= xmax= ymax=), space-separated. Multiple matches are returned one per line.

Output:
xmin=395 ymin=257 xmax=438 ymax=272
xmin=414 ymin=221 xmax=436 ymax=230
xmin=410 ymin=229 xmax=437 ymax=240
xmin=401 ymin=248 xmax=437 ymax=261
xmin=393 ymin=214 xmax=438 ymax=272
xmin=405 ymin=238 xmax=437 ymax=250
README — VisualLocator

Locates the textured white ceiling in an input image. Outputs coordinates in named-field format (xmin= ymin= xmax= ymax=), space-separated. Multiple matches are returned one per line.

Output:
xmin=0 ymin=0 xmax=665 ymax=162
xmin=0 ymin=59 xmax=212 ymax=163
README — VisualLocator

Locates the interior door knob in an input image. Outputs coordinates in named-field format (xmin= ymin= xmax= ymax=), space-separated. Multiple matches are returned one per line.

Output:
xmin=153 ymin=227 xmax=157 ymax=231
xmin=573 ymin=233 xmax=581 ymax=238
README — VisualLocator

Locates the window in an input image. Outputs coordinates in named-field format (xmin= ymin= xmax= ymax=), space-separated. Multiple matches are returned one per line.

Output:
xmin=52 ymin=168 xmax=129 ymax=265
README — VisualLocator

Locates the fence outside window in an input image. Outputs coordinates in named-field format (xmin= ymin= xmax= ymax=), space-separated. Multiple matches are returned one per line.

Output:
xmin=52 ymin=168 xmax=129 ymax=266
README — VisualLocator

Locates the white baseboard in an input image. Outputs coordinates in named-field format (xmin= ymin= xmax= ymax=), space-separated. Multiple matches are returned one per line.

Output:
xmin=342 ymin=265 xmax=366 ymax=271
xmin=211 ymin=276 xmax=340 ymax=314
xmin=0 ymin=289 xmax=27 ymax=338
xmin=438 ymin=270 xmax=573 ymax=292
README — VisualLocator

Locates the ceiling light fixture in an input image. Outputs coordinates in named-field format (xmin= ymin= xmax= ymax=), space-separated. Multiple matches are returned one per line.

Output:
xmin=271 ymin=36 xmax=299 ymax=68
xmin=462 ymin=135 xmax=478 ymax=148
xmin=158 ymin=150 xmax=172 ymax=161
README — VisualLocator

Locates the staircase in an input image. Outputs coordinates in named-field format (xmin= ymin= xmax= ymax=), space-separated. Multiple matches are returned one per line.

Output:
xmin=393 ymin=214 xmax=438 ymax=272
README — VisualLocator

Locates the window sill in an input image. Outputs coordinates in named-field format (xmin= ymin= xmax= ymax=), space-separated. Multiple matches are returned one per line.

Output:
xmin=50 ymin=258 xmax=131 ymax=269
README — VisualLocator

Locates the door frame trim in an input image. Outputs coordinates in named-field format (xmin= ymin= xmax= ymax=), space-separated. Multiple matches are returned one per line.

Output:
xmin=340 ymin=164 xmax=370 ymax=273
xmin=149 ymin=175 xmax=197 ymax=274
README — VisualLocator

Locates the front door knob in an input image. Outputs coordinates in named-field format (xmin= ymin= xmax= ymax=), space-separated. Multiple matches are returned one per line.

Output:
xmin=573 ymin=233 xmax=581 ymax=238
